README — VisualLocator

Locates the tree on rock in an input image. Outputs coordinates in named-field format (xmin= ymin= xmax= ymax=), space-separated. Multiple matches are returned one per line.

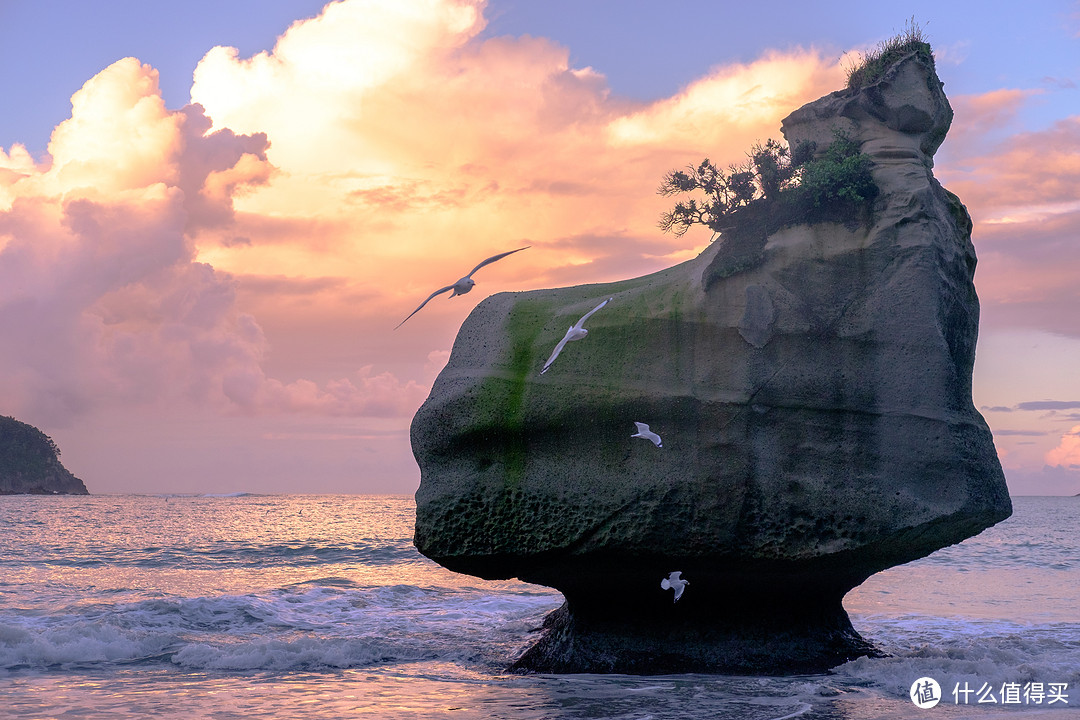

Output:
xmin=658 ymin=132 xmax=875 ymax=238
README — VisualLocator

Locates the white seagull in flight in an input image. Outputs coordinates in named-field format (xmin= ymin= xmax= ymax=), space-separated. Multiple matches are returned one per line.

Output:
xmin=631 ymin=422 xmax=662 ymax=448
xmin=660 ymin=571 xmax=688 ymax=603
xmin=395 ymin=246 xmax=529 ymax=329
xmin=539 ymin=297 xmax=612 ymax=374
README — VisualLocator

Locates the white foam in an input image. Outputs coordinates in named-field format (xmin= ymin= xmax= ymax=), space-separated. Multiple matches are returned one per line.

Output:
xmin=835 ymin=614 xmax=1080 ymax=702
xmin=0 ymin=583 xmax=561 ymax=672
xmin=0 ymin=617 xmax=177 ymax=669
xmin=171 ymin=637 xmax=407 ymax=671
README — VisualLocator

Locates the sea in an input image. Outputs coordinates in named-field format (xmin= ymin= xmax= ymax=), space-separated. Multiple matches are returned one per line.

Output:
xmin=0 ymin=494 xmax=1076 ymax=719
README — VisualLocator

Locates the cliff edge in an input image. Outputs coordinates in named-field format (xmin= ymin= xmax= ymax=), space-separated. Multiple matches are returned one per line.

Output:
xmin=411 ymin=50 xmax=1010 ymax=674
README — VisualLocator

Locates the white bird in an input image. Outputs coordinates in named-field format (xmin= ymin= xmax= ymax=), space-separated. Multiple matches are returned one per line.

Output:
xmin=395 ymin=246 xmax=529 ymax=329
xmin=539 ymin=297 xmax=612 ymax=374
xmin=631 ymin=422 xmax=662 ymax=448
xmin=660 ymin=571 xmax=688 ymax=603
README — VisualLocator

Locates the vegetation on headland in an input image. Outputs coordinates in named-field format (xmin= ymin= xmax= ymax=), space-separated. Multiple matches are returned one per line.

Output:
xmin=657 ymin=23 xmax=934 ymax=253
xmin=657 ymin=130 xmax=877 ymax=241
xmin=0 ymin=415 xmax=61 ymax=471
xmin=0 ymin=415 xmax=87 ymax=494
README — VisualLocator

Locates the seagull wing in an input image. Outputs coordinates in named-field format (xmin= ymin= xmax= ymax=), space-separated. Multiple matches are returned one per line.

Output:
xmin=633 ymin=422 xmax=650 ymax=434
xmin=572 ymin=297 xmax=612 ymax=330
xmin=394 ymin=285 xmax=455 ymax=329
xmin=540 ymin=328 xmax=573 ymax=374
xmin=464 ymin=246 xmax=530 ymax=279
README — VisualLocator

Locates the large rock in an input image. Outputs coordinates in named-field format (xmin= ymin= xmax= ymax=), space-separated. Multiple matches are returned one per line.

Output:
xmin=411 ymin=51 xmax=1010 ymax=674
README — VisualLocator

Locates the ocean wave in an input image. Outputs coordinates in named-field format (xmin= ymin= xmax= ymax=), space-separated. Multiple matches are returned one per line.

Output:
xmin=0 ymin=618 xmax=178 ymax=671
xmin=10 ymin=539 xmax=421 ymax=570
xmin=197 ymin=492 xmax=264 ymax=498
xmin=185 ymin=541 xmax=422 ymax=567
xmin=0 ymin=583 xmax=560 ymax=673
xmin=834 ymin=614 xmax=1080 ymax=702
xmin=171 ymin=636 xmax=431 ymax=671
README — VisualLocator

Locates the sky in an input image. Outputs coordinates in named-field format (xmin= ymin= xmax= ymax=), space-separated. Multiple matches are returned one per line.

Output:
xmin=0 ymin=0 xmax=1078 ymax=496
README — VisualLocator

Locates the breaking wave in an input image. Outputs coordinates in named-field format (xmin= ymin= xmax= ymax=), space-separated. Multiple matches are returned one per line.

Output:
xmin=0 ymin=582 xmax=559 ymax=672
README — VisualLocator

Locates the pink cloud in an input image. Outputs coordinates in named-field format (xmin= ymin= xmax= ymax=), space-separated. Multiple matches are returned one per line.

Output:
xmin=175 ymin=104 xmax=271 ymax=233
xmin=936 ymin=87 xmax=1080 ymax=338
xmin=949 ymin=117 xmax=1080 ymax=209
xmin=424 ymin=350 xmax=451 ymax=380
xmin=0 ymin=55 xmax=426 ymax=428
xmin=1046 ymin=425 xmax=1080 ymax=468
xmin=222 ymin=365 xmax=429 ymax=417
xmin=948 ymin=89 xmax=1040 ymax=144
xmin=183 ymin=0 xmax=848 ymax=351
xmin=4 ymin=8 xmax=1070 ymax=436
xmin=19 ymin=0 xmax=1068 ymax=493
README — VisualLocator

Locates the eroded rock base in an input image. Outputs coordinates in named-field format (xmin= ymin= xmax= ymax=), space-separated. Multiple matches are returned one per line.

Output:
xmin=511 ymin=599 xmax=882 ymax=675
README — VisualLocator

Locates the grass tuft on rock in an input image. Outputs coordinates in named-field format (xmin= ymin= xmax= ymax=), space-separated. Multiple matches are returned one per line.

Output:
xmin=845 ymin=18 xmax=933 ymax=90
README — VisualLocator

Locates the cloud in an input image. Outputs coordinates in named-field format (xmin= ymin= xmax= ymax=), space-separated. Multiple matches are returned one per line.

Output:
xmin=237 ymin=273 xmax=352 ymax=297
xmin=191 ymin=0 xmax=485 ymax=175
xmin=0 ymin=55 xmax=421 ymax=426
xmin=948 ymin=89 xmax=1040 ymax=145
xmin=1046 ymin=425 xmax=1080 ymax=468
xmin=938 ymin=90 xmax=1080 ymax=338
xmin=222 ymin=364 xmax=429 ymax=416
xmin=175 ymin=104 xmax=272 ymax=232
xmin=607 ymin=49 xmax=845 ymax=150
xmin=1016 ymin=400 xmax=1080 ymax=411
xmin=424 ymin=350 xmax=451 ymax=380
xmin=0 ymin=0 xmax=905 ymax=444
xmin=4 ymin=0 xmax=1077 ymax=493
xmin=961 ymin=116 xmax=1080 ymax=208
xmin=1042 ymin=76 xmax=1077 ymax=90
xmin=47 ymin=58 xmax=182 ymax=195
xmin=185 ymin=0 xmax=847 ymax=342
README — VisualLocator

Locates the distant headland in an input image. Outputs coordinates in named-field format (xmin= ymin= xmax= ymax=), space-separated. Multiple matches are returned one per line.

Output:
xmin=0 ymin=416 xmax=89 ymax=495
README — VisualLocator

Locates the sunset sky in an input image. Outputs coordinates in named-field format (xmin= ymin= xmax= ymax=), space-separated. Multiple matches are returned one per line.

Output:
xmin=1 ymin=0 xmax=1078 ymax=495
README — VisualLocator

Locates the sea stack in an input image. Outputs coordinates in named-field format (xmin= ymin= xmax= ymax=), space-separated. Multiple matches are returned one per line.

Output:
xmin=411 ymin=49 xmax=1011 ymax=674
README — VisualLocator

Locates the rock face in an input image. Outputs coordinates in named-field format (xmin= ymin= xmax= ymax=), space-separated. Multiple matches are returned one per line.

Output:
xmin=0 ymin=416 xmax=89 ymax=495
xmin=411 ymin=51 xmax=1010 ymax=674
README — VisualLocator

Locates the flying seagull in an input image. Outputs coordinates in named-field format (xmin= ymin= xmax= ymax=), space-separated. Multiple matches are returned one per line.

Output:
xmin=539 ymin=297 xmax=612 ymax=374
xmin=660 ymin=571 xmax=688 ymax=603
xmin=395 ymin=246 xmax=529 ymax=329
xmin=631 ymin=422 xmax=662 ymax=448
